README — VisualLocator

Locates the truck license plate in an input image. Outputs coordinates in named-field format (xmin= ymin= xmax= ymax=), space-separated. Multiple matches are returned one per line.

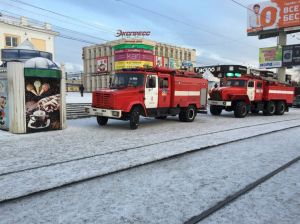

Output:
xmin=95 ymin=112 xmax=103 ymax=116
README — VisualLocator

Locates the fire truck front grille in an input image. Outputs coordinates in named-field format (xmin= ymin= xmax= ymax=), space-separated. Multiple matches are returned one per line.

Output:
xmin=93 ymin=92 xmax=113 ymax=108
xmin=210 ymin=91 xmax=222 ymax=100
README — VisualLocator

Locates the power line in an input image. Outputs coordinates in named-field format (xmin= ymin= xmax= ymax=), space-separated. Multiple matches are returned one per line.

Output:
xmin=0 ymin=0 xmax=113 ymax=36
xmin=116 ymin=0 xmax=257 ymax=49
xmin=9 ymin=0 xmax=115 ymax=34
xmin=0 ymin=10 xmax=100 ymax=45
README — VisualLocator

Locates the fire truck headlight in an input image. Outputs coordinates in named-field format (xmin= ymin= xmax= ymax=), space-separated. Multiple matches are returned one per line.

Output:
xmin=112 ymin=111 xmax=120 ymax=117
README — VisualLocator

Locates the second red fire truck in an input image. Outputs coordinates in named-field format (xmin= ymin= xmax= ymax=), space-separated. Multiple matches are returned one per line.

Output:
xmin=208 ymin=74 xmax=295 ymax=118
xmin=86 ymin=67 xmax=208 ymax=129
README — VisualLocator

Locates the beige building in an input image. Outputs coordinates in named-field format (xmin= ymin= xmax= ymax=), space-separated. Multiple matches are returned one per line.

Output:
xmin=0 ymin=14 xmax=58 ymax=60
xmin=82 ymin=38 xmax=196 ymax=92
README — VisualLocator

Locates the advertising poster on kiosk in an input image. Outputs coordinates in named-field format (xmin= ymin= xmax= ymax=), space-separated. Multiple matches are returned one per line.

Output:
xmin=0 ymin=78 xmax=9 ymax=130
xmin=259 ymin=46 xmax=283 ymax=68
xmin=248 ymin=0 xmax=300 ymax=35
xmin=24 ymin=69 xmax=61 ymax=133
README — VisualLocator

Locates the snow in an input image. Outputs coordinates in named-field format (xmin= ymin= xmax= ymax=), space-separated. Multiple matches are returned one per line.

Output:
xmin=0 ymin=109 xmax=300 ymax=223
xmin=66 ymin=92 xmax=92 ymax=104
xmin=0 ymin=125 xmax=299 ymax=223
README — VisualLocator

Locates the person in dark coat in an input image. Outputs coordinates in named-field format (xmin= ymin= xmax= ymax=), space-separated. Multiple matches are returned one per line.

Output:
xmin=79 ymin=84 xmax=84 ymax=97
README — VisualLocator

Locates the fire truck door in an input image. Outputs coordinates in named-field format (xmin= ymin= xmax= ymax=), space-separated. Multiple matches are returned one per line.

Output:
xmin=158 ymin=76 xmax=171 ymax=108
xmin=255 ymin=81 xmax=263 ymax=101
xmin=145 ymin=75 xmax=158 ymax=108
xmin=247 ymin=80 xmax=255 ymax=101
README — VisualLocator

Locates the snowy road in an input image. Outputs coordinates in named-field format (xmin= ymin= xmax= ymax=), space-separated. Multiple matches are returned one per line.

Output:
xmin=0 ymin=109 xmax=300 ymax=223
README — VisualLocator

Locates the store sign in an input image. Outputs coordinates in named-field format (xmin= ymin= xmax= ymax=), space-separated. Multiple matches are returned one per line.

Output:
xmin=114 ymin=52 xmax=153 ymax=62
xmin=259 ymin=46 xmax=282 ymax=68
xmin=114 ymin=61 xmax=153 ymax=70
xmin=248 ymin=0 xmax=300 ymax=35
xmin=96 ymin=57 xmax=108 ymax=73
xmin=282 ymin=44 xmax=300 ymax=67
xmin=194 ymin=67 xmax=216 ymax=73
xmin=114 ymin=49 xmax=153 ymax=54
xmin=182 ymin=60 xmax=193 ymax=67
xmin=113 ymin=44 xmax=154 ymax=51
xmin=115 ymin=30 xmax=151 ymax=38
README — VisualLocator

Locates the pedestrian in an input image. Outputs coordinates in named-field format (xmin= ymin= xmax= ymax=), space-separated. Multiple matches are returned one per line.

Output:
xmin=79 ymin=84 xmax=84 ymax=97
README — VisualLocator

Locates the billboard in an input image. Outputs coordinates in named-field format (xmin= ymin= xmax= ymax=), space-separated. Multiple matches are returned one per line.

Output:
xmin=114 ymin=52 xmax=153 ymax=62
xmin=259 ymin=46 xmax=283 ymax=68
xmin=248 ymin=0 xmax=300 ymax=35
xmin=114 ymin=61 xmax=153 ymax=70
xmin=96 ymin=57 xmax=108 ymax=73
xmin=282 ymin=44 xmax=300 ymax=67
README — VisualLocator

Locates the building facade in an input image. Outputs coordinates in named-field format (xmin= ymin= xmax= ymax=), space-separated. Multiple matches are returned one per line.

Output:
xmin=82 ymin=38 xmax=196 ymax=92
xmin=0 ymin=14 xmax=58 ymax=61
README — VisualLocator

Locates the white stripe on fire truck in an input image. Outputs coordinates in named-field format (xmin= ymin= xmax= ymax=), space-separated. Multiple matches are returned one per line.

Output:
xmin=174 ymin=91 xmax=201 ymax=96
xmin=269 ymin=90 xmax=294 ymax=95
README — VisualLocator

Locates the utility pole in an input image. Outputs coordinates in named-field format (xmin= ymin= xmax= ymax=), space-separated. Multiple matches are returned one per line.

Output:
xmin=277 ymin=31 xmax=287 ymax=82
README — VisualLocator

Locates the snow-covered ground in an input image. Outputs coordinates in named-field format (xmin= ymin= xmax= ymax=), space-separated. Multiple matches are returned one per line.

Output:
xmin=0 ymin=109 xmax=300 ymax=223
xmin=0 ymin=126 xmax=299 ymax=223
xmin=66 ymin=92 xmax=92 ymax=104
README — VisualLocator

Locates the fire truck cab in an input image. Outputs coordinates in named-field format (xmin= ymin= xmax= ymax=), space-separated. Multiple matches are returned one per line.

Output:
xmin=86 ymin=67 xmax=208 ymax=129
xmin=208 ymin=75 xmax=295 ymax=118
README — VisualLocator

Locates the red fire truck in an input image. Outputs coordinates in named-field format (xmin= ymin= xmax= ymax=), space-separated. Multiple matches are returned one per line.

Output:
xmin=86 ymin=67 xmax=208 ymax=129
xmin=208 ymin=74 xmax=295 ymax=118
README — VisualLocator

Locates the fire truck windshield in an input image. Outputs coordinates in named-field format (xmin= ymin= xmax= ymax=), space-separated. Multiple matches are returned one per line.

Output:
xmin=110 ymin=74 xmax=145 ymax=89
xmin=225 ymin=79 xmax=247 ymax=87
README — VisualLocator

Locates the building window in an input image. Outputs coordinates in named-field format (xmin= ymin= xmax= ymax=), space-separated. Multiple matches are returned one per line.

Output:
xmin=170 ymin=48 xmax=174 ymax=58
xmin=93 ymin=49 xmax=96 ymax=58
xmin=98 ymin=48 xmax=102 ymax=57
xmin=179 ymin=51 xmax=182 ymax=60
xmin=175 ymin=50 xmax=178 ymax=59
xmin=184 ymin=51 xmax=187 ymax=61
xmin=5 ymin=35 xmax=19 ymax=47
xmin=104 ymin=47 xmax=107 ymax=56
xmin=31 ymin=38 xmax=46 ymax=51
xmin=160 ymin=47 xmax=163 ymax=56
xmin=165 ymin=48 xmax=169 ymax=57
xmin=155 ymin=46 xmax=158 ymax=56
xmin=88 ymin=49 xmax=91 ymax=59
xmin=188 ymin=52 xmax=191 ymax=61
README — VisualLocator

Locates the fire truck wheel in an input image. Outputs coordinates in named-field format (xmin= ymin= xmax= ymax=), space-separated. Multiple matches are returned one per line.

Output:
xmin=234 ymin=101 xmax=248 ymax=118
xmin=179 ymin=105 xmax=197 ymax=122
xmin=129 ymin=107 xmax=140 ymax=130
xmin=275 ymin=101 xmax=285 ymax=115
xmin=210 ymin=105 xmax=222 ymax=115
xmin=97 ymin=116 xmax=108 ymax=126
xmin=263 ymin=101 xmax=276 ymax=116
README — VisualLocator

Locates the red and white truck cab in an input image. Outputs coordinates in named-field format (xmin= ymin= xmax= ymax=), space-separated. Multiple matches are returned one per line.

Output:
xmin=86 ymin=67 xmax=208 ymax=129
xmin=208 ymin=75 xmax=295 ymax=118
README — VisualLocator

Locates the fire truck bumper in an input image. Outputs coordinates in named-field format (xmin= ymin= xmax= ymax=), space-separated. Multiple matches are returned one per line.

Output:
xmin=85 ymin=107 xmax=122 ymax=118
xmin=208 ymin=100 xmax=232 ymax=107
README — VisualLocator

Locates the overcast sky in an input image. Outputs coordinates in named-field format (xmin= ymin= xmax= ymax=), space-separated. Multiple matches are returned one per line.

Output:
xmin=1 ymin=0 xmax=300 ymax=79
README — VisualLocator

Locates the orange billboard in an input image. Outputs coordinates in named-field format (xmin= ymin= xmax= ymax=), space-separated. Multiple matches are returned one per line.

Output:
xmin=247 ymin=0 xmax=300 ymax=35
